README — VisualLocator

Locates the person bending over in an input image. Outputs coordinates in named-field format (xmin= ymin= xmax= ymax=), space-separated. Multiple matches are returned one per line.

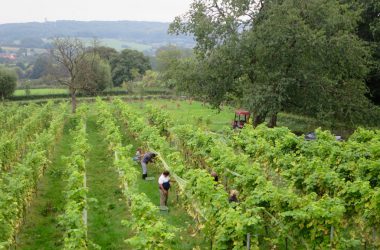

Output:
xmin=158 ymin=170 xmax=171 ymax=206
xmin=140 ymin=152 xmax=156 ymax=179
xmin=133 ymin=147 xmax=143 ymax=162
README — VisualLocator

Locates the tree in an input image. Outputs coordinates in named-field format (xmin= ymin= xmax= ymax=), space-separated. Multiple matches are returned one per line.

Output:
xmin=20 ymin=37 xmax=45 ymax=48
xmin=171 ymin=0 xmax=375 ymax=127
xmin=353 ymin=0 xmax=380 ymax=105
xmin=29 ymin=54 xmax=51 ymax=79
xmin=0 ymin=67 xmax=17 ymax=100
xmin=15 ymin=62 xmax=26 ymax=71
xmin=156 ymin=45 xmax=184 ymax=72
xmin=89 ymin=46 xmax=118 ymax=62
xmin=51 ymin=37 xmax=111 ymax=113
xmin=110 ymin=49 xmax=151 ymax=87
xmin=243 ymin=0 xmax=372 ymax=126
xmin=130 ymin=68 xmax=142 ymax=82
xmin=75 ymin=54 xmax=112 ymax=93
xmin=16 ymin=48 xmax=28 ymax=57
xmin=141 ymin=70 xmax=159 ymax=87
xmin=155 ymin=45 xmax=194 ymax=88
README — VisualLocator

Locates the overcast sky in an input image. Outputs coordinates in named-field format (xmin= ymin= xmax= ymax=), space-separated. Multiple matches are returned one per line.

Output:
xmin=0 ymin=0 xmax=193 ymax=24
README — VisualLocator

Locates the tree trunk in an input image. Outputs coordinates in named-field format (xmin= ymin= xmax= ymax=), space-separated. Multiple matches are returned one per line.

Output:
xmin=253 ymin=114 xmax=266 ymax=127
xmin=71 ymin=90 xmax=77 ymax=113
xmin=268 ymin=114 xmax=278 ymax=128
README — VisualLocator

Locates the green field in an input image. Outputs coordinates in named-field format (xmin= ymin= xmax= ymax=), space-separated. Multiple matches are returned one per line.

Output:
xmin=14 ymin=88 xmax=68 ymax=96
xmin=80 ymin=38 xmax=152 ymax=52
xmin=126 ymin=99 xmax=350 ymax=135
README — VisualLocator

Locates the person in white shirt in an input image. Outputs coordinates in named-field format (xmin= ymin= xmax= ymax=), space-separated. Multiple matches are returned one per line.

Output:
xmin=158 ymin=170 xmax=170 ymax=206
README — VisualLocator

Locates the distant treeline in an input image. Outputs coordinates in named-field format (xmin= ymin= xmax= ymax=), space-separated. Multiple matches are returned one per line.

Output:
xmin=0 ymin=20 xmax=194 ymax=48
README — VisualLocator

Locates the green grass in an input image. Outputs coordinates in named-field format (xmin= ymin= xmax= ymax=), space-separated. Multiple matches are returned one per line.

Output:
xmin=126 ymin=99 xmax=356 ymax=135
xmin=86 ymin=116 xmax=129 ymax=249
xmin=14 ymin=88 xmax=68 ymax=96
xmin=128 ymin=99 xmax=234 ymax=132
xmin=121 ymin=41 xmax=152 ymax=52
xmin=80 ymin=38 xmax=152 ymax=52
xmin=17 ymin=118 xmax=73 ymax=250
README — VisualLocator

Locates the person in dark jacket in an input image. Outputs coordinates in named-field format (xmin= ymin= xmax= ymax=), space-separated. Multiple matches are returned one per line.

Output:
xmin=140 ymin=152 xmax=156 ymax=179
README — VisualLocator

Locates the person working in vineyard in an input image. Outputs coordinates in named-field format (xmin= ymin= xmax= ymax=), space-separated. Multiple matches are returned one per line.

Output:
xmin=229 ymin=190 xmax=239 ymax=203
xmin=158 ymin=170 xmax=171 ymax=207
xmin=133 ymin=147 xmax=143 ymax=162
xmin=140 ymin=152 xmax=156 ymax=180
xmin=211 ymin=171 xmax=219 ymax=183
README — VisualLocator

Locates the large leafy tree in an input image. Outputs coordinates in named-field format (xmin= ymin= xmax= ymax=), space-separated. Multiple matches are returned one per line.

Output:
xmin=171 ymin=0 xmax=376 ymax=127
xmin=75 ymin=54 xmax=112 ymax=93
xmin=89 ymin=46 xmax=118 ymax=62
xmin=29 ymin=54 xmax=51 ymax=79
xmin=353 ymin=0 xmax=380 ymax=105
xmin=110 ymin=49 xmax=151 ymax=87
xmin=243 ymin=0 xmax=372 ymax=126
xmin=0 ymin=67 xmax=17 ymax=100
xmin=155 ymin=45 xmax=193 ymax=88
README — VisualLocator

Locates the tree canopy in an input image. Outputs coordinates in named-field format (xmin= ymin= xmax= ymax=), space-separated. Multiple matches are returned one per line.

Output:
xmin=90 ymin=46 xmax=118 ymax=62
xmin=110 ymin=49 xmax=151 ymax=86
xmin=0 ymin=67 xmax=17 ymax=100
xmin=170 ymin=0 xmax=379 ymax=127
xmin=155 ymin=45 xmax=193 ymax=88
xmin=354 ymin=0 xmax=380 ymax=105
xmin=29 ymin=54 xmax=51 ymax=79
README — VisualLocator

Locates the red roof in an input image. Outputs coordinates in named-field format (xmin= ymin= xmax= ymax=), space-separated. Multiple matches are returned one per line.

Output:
xmin=235 ymin=110 xmax=250 ymax=115
xmin=0 ymin=54 xmax=16 ymax=60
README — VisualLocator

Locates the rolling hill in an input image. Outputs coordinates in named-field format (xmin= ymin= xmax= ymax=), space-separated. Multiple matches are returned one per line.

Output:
xmin=0 ymin=20 xmax=194 ymax=53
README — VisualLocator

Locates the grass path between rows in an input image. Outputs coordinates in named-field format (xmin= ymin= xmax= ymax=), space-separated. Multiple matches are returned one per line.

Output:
xmin=17 ymin=119 xmax=73 ymax=249
xmin=119 ymin=121 xmax=208 ymax=249
xmin=86 ymin=116 xmax=129 ymax=249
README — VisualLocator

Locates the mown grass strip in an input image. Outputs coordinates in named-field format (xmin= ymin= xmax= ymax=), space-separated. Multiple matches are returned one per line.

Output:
xmin=86 ymin=116 xmax=129 ymax=249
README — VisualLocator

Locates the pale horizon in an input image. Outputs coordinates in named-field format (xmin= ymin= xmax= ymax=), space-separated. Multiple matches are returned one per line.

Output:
xmin=0 ymin=0 xmax=192 ymax=24
xmin=0 ymin=19 xmax=177 ymax=25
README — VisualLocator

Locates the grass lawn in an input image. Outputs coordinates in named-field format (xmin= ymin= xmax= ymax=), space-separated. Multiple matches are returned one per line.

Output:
xmin=128 ymin=99 xmax=234 ymax=132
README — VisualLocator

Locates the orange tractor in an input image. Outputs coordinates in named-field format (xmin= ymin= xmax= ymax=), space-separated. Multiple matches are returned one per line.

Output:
xmin=232 ymin=110 xmax=250 ymax=129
